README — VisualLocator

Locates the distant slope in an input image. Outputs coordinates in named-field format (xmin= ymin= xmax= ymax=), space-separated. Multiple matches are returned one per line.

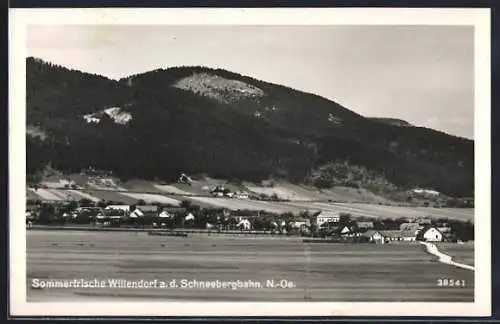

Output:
xmin=369 ymin=117 xmax=413 ymax=127
xmin=26 ymin=58 xmax=474 ymax=198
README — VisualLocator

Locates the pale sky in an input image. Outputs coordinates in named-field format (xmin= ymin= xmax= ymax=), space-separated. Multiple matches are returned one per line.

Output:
xmin=27 ymin=25 xmax=474 ymax=139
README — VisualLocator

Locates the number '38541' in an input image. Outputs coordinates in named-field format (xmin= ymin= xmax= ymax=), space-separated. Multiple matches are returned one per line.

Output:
xmin=437 ymin=279 xmax=466 ymax=287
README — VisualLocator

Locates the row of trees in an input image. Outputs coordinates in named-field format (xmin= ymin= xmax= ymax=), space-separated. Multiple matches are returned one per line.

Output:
xmin=27 ymin=198 xmax=474 ymax=241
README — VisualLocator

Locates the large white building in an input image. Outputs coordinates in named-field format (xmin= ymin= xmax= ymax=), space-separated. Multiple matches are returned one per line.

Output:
xmin=315 ymin=211 xmax=340 ymax=226
xmin=422 ymin=227 xmax=444 ymax=242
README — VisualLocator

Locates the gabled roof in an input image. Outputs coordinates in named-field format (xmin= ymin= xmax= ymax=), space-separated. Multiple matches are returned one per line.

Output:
xmin=105 ymin=205 xmax=130 ymax=211
xmin=158 ymin=211 xmax=173 ymax=218
xmin=130 ymin=209 xmax=144 ymax=218
xmin=379 ymin=230 xmax=417 ymax=238
xmin=421 ymin=226 xmax=444 ymax=234
xmin=362 ymin=229 xmax=382 ymax=238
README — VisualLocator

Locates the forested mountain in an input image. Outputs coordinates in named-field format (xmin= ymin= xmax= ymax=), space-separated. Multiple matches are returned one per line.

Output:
xmin=26 ymin=57 xmax=474 ymax=197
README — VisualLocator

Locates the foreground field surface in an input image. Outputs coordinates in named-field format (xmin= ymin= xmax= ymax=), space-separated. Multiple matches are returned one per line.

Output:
xmin=27 ymin=231 xmax=474 ymax=302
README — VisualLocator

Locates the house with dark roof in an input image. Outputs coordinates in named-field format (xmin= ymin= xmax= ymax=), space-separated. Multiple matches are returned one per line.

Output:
xmin=379 ymin=230 xmax=417 ymax=242
xmin=292 ymin=218 xmax=311 ymax=229
xmin=362 ymin=230 xmax=385 ymax=244
xmin=211 ymin=185 xmax=233 ymax=198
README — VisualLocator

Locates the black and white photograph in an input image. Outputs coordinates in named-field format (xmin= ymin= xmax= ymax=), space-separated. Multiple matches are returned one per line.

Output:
xmin=9 ymin=8 xmax=491 ymax=317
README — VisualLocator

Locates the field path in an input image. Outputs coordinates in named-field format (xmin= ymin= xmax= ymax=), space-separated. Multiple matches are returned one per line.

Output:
xmin=420 ymin=242 xmax=474 ymax=271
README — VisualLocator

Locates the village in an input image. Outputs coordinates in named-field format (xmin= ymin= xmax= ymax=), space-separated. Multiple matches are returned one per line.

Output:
xmin=25 ymin=188 xmax=474 ymax=244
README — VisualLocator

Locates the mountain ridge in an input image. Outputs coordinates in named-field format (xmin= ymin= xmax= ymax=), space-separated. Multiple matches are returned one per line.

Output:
xmin=26 ymin=57 xmax=474 ymax=198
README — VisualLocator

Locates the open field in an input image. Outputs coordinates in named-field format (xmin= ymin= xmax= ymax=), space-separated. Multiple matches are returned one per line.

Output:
xmin=283 ymin=202 xmax=474 ymax=222
xmin=82 ymin=190 xmax=139 ymax=204
xmin=27 ymin=186 xmax=474 ymax=222
xmin=243 ymin=182 xmax=393 ymax=203
xmin=27 ymin=231 xmax=473 ymax=302
xmin=244 ymin=183 xmax=314 ymax=201
xmin=39 ymin=175 xmax=395 ymax=203
xmin=154 ymin=184 xmax=195 ymax=195
xmin=120 ymin=180 xmax=166 ymax=193
xmin=436 ymin=242 xmax=475 ymax=267
xmin=187 ymin=196 xmax=306 ymax=214
xmin=65 ymin=190 xmax=102 ymax=202
xmin=119 ymin=192 xmax=182 ymax=206
xmin=27 ymin=189 xmax=44 ymax=201
xmin=27 ymin=188 xmax=103 ymax=202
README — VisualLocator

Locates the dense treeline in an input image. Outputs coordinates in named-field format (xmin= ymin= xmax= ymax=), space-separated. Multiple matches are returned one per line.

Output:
xmin=26 ymin=58 xmax=474 ymax=197
xmin=27 ymin=199 xmax=475 ymax=241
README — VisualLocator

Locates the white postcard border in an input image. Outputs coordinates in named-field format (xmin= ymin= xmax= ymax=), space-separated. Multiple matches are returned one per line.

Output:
xmin=9 ymin=7 xmax=491 ymax=317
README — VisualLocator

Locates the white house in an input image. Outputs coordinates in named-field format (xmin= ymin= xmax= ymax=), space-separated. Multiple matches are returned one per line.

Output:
xmin=185 ymin=213 xmax=195 ymax=221
xmin=235 ymin=191 xmax=250 ymax=199
xmin=411 ymin=188 xmax=440 ymax=196
xmin=291 ymin=218 xmax=310 ymax=229
xmin=340 ymin=226 xmax=351 ymax=235
xmin=422 ymin=227 xmax=444 ymax=242
xmin=237 ymin=219 xmax=252 ymax=231
xmin=379 ymin=230 xmax=417 ymax=242
xmin=105 ymin=205 xmax=130 ymax=213
xmin=129 ymin=209 xmax=144 ymax=218
xmin=363 ymin=230 xmax=385 ymax=244
xmin=158 ymin=210 xmax=173 ymax=218
xmin=315 ymin=211 xmax=340 ymax=226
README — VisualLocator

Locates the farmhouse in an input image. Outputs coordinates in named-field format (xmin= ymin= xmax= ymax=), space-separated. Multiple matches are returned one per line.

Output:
xmin=234 ymin=191 xmax=250 ymax=199
xmin=291 ymin=218 xmax=310 ymax=229
xmin=314 ymin=211 xmax=340 ymax=227
xmin=73 ymin=207 xmax=103 ymax=221
xmin=211 ymin=185 xmax=233 ymax=198
xmin=158 ymin=210 xmax=173 ymax=218
xmin=237 ymin=218 xmax=252 ymax=231
xmin=379 ymin=230 xmax=417 ymax=242
xmin=129 ymin=208 xmax=144 ymax=218
xmin=231 ymin=211 xmax=263 ymax=222
xmin=339 ymin=226 xmax=354 ymax=236
xmin=362 ymin=230 xmax=385 ymax=244
xmin=135 ymin=205 xmax=158 ymax=214
xmin=178 ymin=173 xmax=193 ymax=184
xmin=97 ymin=208 xmax=126 ymax=222
xmin=420 ymin=227 xmax=444 ymax=242
xmin=130 ymin=205 xmax=158 ymax=218
xmin=105 ymin=205 xmax=130 ymax=213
